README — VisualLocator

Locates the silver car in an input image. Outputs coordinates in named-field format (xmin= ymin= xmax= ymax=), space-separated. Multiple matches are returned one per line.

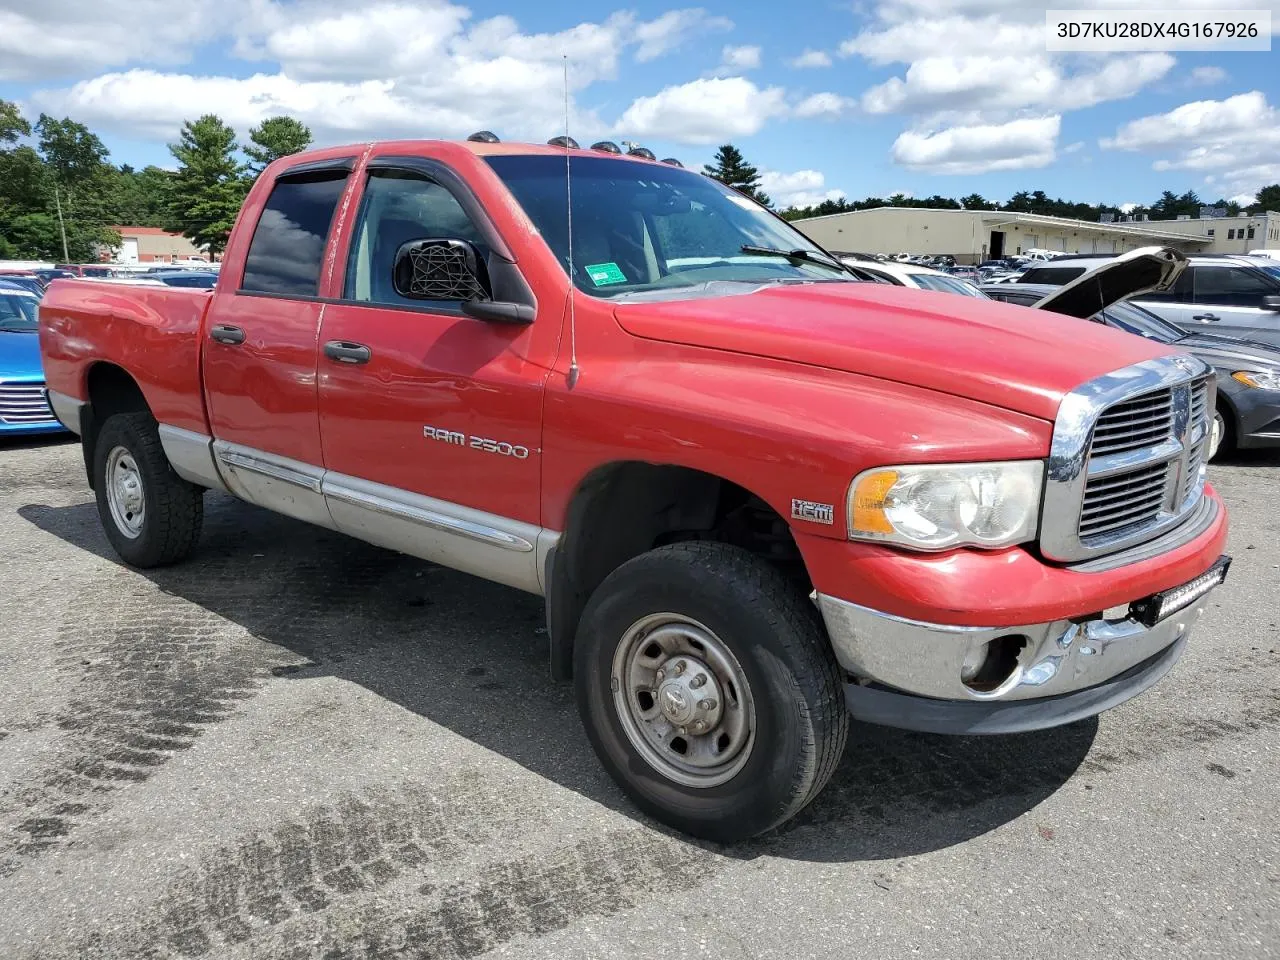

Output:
xmin=1020 ymin=253 xmax=1280 ymax=348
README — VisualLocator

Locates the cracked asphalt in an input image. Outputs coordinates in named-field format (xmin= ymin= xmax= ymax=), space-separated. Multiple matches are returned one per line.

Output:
xmin=1 ymin=435 xmax=1277 ymax=960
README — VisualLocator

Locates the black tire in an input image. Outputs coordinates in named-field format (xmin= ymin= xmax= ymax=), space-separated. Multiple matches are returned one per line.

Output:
xmin=1210 ymin=403 xmax=1235 ymax=462
xmin=574 ymin=542 xmax=848 ymax=843
xmin=93 ymin=412 xmax=203 ymax=567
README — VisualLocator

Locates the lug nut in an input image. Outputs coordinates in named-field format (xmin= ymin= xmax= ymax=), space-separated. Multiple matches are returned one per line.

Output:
xmin=690 ymin=674 xmax=706 ymax=689
xmin=672 ymin=661 xmax=686 ymax=676
xmin=699 ymin=699 xmax=717 ymax=711
xmin=692 ymin=719 xmax=706 ymax=733
xmin=656 ymin=668 xmax=665 ymax=682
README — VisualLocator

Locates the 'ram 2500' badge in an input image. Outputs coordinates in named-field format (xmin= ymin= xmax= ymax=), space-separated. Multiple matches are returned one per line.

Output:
xmin=424 ymin=425 xmax=531 ymax=459
xmin=791 ymin=499 xmax=834 ymax=525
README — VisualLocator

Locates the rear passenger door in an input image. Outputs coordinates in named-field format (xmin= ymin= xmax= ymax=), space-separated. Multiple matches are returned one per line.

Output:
xmin=1180 ymin=265 xmax=1280 ymax=347
xmin=202 ymin=164 xmax=351 ymax=528
xmin=1132 ymin=268 xmax=1195 ymax=328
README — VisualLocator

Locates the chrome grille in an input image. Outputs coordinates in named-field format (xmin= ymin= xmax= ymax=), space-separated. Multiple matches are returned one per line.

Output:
xmin=0 ymin=382 xmax=55 ymax=424
xmin=1080 ymin=462 xmax=1169 ymax=540
xmin=1089 ymin=388 xmax=1174 ymax=457
xmin=1041 ymin=356 xmax=1215 ymax=564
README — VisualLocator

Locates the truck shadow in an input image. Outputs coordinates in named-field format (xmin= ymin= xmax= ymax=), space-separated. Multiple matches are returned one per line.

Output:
xmin=20 ymin=495 xmax=1095 ymax=864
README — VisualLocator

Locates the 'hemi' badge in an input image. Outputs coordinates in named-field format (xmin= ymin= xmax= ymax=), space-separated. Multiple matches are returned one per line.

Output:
xmin=791 ymin=499 xmax=834 ymax=525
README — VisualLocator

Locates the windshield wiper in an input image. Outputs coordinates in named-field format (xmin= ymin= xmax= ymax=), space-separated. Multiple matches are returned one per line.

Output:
xmin=739 ymin=245 xmax=847 ymax=273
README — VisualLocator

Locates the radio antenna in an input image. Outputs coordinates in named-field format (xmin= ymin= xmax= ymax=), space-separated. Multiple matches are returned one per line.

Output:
xmin=563 ymin=55 xmax=579 ymax=390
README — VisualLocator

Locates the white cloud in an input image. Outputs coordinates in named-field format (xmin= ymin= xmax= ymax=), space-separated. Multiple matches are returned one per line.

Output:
xmin=794 ymin=92 xmax=856 ymax=119
xmin=1063 ymin=141 xmax=1084 ymax=153
xmin=632 ymin=8 xmax=732 ymax=62
xmin=1100 ymin=91 xmax=1280 ymax=198
xmin=30 ymin=5 xmax=748 ymax=147
xmin=758 ymin=169 xmax=845 ymax=209
xmin=789 ymin=49 xmax=832 ymax=68
xmin=1119 ymin=202 xmax=1138 ymax=214
xmin=0 ymin=0 xmax=223 ymax=80
xmin=1190 ymin=65 xmax=1227 ymax=85
xmin=614 ymin=77 xmax=788 ymax=145
xmin=720 ymin=45 xmax=761 ymax=70
xmin=891 ymin=115 xmax=1060 ymax=174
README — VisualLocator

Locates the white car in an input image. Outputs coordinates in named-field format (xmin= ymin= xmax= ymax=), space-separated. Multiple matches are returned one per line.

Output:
xmin=840 ymin=257 xmax=988 ymax=297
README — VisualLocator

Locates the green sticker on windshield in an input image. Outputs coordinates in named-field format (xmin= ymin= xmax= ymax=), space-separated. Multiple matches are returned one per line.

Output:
xmin=585 ymin=262 xmax=627 ymax=286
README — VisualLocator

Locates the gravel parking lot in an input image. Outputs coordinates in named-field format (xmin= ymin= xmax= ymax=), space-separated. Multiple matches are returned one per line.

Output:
xmin=1 ymin=436 xmax=1277 ymax=960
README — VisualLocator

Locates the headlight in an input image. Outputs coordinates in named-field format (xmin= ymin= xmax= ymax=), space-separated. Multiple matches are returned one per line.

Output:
xmin=848 ymin=461 xmax=1043 ymax=550
xmin=1232 ymin=370 xmax=1280 ymax=390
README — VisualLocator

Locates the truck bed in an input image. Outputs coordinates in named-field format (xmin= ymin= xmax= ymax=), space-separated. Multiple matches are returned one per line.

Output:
xmin=39 ymin=280 xmax=214 ymax=435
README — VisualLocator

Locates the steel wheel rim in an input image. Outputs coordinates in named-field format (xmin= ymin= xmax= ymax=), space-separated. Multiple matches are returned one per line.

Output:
xmin=610 ymin=612 xmax=756 ymax=789
xmin=1210 ymin=412 xmax=1224 ymax=458
xmin=105 ymin=446 xmax=145 ymax=539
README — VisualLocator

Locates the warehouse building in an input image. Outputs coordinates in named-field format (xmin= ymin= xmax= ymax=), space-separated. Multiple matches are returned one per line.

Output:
xmin=793 ymin=207 xmax=1280 ymax=264
xmin=106 ymin=226 xmax=209 ymax=264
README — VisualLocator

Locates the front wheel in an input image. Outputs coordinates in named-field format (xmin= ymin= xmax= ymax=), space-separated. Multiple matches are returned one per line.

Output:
xmin=574 ymin=542 xmax=848 ymax=842
xmin=1209 ymin=406 xmax=1233 ymax=461
xmin=93 ymin=412 xmax=204 ymax=567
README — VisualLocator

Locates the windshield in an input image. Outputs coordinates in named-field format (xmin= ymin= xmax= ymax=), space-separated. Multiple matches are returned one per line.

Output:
xmin=485 ymin=155 xmax=850 ymax=299
xmin=912 ymin=273 xmax=989 ymax=297
xmin=1258 ymin=264 xmax=1280 ymax=283
xmin=0 ymin=293 xmax=38 ymax=332
xmin=1100 ymin=301 xmax=1184 ymax=343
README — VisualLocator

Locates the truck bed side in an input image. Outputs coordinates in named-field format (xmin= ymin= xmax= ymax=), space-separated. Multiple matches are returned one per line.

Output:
xmin=39 ymin=280 xmax=215 ymax=435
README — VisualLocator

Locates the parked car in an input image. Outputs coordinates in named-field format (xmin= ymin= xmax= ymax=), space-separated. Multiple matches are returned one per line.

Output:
xmin=0 ymin=289 xmax=65 ymax=436
xmin=0 ymin=275 xmax=45 ymax=298
xmin=1020 ymin=253 xmax=1280 ymax=348
xmin=984 ymin=282 xmax=1280 ymax=460
xmin=152 ymin=271 xmax=218 ymax=289
xmin=31 ymin=269 xmax=76 ymax=287
xmin=839 ymin=256 xmax=988 ymax=296
xmin=39 ymin=138 xmax=1229 ymax=841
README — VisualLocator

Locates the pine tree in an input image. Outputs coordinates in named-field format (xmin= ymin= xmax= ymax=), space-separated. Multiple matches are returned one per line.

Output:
xmin=702 ymin=144 xmax=771 ymax=207
xmin=245 ymin=116 xmax=313 ymax=176
xmin=166 ymin=115 xmax=248 ymax=255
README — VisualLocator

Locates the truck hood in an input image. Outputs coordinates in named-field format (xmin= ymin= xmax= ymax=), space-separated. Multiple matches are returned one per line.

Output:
xmin=613 ymin=281 xmax=1172 ymax=422
xmin=1028 ymin=246 xmax=1187 ymax=319
xmin=0 ymin=331 xmax=44 ymax=380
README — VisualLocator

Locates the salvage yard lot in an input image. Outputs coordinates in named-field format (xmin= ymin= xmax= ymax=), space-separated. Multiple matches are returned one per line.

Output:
xmin=1 ymin=437 xmax=1277 ymax=960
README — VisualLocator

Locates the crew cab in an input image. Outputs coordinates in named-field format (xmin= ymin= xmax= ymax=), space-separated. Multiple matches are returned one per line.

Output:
xmin=39 ymin=137 xmax=1230 ymax=842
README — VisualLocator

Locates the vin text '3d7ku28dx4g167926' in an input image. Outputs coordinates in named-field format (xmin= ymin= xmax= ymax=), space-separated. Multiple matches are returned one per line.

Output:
xmin=38 ymin=134 xmax=1229 ymax=842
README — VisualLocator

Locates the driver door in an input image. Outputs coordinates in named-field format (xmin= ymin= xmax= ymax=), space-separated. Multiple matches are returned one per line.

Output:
xmin=315 ymin=162 xmax=559 ymax=592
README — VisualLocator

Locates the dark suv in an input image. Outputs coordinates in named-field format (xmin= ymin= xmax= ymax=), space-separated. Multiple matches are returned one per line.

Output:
xmin=1020 ymin=254 xmax=1280 ymax=348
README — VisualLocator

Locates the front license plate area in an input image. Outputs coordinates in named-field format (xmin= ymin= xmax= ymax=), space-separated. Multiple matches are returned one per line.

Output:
xmin=1129 ymin=556 xmax=1230 ymax=628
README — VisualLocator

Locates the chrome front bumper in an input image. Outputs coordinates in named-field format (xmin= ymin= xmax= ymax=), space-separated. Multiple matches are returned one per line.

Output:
xmin=816 ymin=564 xmax=1225 ymax=733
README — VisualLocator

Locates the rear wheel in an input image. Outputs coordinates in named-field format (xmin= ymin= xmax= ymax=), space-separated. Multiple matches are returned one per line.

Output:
xmin=574 ymin=542 xmax=848 ymax=842
xmin=93 ymin=412 xmax=203 ymax=567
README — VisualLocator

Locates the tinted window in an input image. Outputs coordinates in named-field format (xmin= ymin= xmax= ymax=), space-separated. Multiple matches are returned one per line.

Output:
xmin=1137 ymin=268 xmax=1193 ymax=303
xmin=0 ymin=293 xmax=38 ymax=331
xmin=1192 ymin=266 xmax=1277 ymax=306
xmin=345 ymin=170 xmax=486 ymax=305
xmin=242 ymin=172 xmax=348 ymax=296
xmin=1019 ymin=266 xmax=1086 ymax=284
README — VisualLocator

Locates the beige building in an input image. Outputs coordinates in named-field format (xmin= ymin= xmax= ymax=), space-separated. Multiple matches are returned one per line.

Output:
xmin=793 ymin=207 xmax=1280 ymax=264
xmin=106 ymin=226 xmax=209 ymax=264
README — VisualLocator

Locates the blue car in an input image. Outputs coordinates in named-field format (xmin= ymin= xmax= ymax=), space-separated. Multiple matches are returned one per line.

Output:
xmin=0 ymin=289 xmax=66 ymax=436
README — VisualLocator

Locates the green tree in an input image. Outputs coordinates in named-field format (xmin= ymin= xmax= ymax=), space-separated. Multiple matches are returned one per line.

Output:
xmin=1247 ymin=184 xmax=1280 ymax=214
xmin=702 ymin=144 xmax=771 ymax=207
xmin=244 ymin=116 xmax=313 ymax=175
xmin=166 ymin=115 xmax=248 ymax=255
xmin=1 ymin=99 xmax=31 ymax=144
xmin=959 ymin=193 xmax=996 ymax=210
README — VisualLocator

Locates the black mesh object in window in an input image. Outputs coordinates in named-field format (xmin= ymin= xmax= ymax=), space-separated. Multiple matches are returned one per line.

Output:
xmin=394 ymin=241 xmax=489 ymax=301
xmin=241 ymin=172 xmax=348 ymax=296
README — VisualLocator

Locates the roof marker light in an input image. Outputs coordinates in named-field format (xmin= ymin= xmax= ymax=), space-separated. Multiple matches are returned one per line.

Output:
xmin=547 ymin=135 xmax=579 ymax=149
xmin=467 ymin=130 xmax=500 ymax=143
xmin=591 ymin=140 xmax=622 ymax=154
xmin=661 ymin=158 xmax=683 ymax=167
xmin=626 ymin=146 xmax=656 ymax=160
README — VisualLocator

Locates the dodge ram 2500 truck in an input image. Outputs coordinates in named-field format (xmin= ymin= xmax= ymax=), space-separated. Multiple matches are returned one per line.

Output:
xmin=40 ymin=137 xmax=1230 ymax=842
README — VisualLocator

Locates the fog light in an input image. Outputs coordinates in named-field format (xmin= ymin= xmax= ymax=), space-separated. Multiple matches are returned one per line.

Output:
xmin=960 ymin=635 xmax=1027 ymax=692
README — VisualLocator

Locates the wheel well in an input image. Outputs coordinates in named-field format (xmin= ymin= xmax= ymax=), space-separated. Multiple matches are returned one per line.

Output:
xmin=82 ymin=363 xmax=151 ymax=489
xmin=546 ymin=462 xmax=809 ymax=680
xmin=1215 ymin=392 xmax=1237 ymax=447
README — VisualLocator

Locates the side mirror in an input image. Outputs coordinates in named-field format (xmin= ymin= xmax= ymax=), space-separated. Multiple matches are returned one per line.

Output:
xmin=1263 ymin=294 xmax=1280 ymax=312
xmin=391 ymin=238 xmax=533 ymax=324
xmin=393 ymin=238 xmax=490 ymax=302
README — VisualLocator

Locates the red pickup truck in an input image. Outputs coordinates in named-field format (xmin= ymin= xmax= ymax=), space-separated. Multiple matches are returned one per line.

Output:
xmin=40 ymin=137 xmax=1229 ymax=841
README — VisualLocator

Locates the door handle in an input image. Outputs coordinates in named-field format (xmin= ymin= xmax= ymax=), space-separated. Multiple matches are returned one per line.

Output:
xmin=1192 ymin=313 xmax=1220 ymax=322
xmin=323 ymin=340 xmax=372 ymax=364
xmin=210 ymin=324 xmax=246 ymax=345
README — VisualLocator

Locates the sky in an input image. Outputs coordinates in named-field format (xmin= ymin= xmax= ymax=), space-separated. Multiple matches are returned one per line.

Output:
xmin=1 ymin=0 xmax=1279 ymax=210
